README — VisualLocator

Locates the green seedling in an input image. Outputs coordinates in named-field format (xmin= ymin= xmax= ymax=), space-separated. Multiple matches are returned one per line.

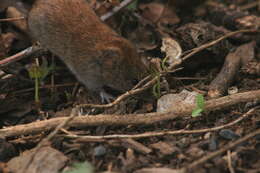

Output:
xmin=151 ymin=67 xmax=161 ymax=98
xmin=152 ymin=76 xmax=161 ymax=98
xmin=28 ymin=61 xmax=54 ymax=104
xmin=192 ymin=94 xmax=205 ymax=117
xmin=152 ymin=55 xmax=170 ymax=98
xmin=161 ymin=56 xmax=169 ymax=72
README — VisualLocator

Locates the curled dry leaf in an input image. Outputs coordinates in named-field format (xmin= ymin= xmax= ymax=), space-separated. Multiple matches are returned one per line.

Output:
xmin=160 ymin=37 xmax=182 ymax=66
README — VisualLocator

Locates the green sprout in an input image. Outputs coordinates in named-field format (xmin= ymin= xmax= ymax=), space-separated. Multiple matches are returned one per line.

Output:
xmin=151 ymin=66 xmax=161 ymax=98
xmin=152 ymin=76 xmax=161 ymax=98
xmin=192 ymin=94 xmax=205 ymax=117
xmin=28 ymin=60 xmax=54 ymax=104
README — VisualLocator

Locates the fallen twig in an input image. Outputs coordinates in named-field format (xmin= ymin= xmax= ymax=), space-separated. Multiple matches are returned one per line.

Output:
xmin=1 ymin=89 xmax=260 ymax=138
xmin=0 ymin=46 xmax=41 ymax=68
xmin=0 ymin=17 xmax=25 ymax=22
xmin=61 ymin=106 xmax=258 ymax=141
xmin=78 ymin=73 xmax=156 ymax=109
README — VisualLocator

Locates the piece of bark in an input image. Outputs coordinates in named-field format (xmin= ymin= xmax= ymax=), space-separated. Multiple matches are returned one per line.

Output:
xmin=208 ymin=42 xmax=255 ymax=98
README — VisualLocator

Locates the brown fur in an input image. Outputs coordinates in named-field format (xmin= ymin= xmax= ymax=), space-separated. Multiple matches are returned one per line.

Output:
xmin=28 ymin=0 xmax=146 ymax=95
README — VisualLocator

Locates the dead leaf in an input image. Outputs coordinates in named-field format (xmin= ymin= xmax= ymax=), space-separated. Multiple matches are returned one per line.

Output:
xmin=161 ymin=37 xmax=182 ymax=66
xmin=7 ymin=146 xmax=68 ymax=173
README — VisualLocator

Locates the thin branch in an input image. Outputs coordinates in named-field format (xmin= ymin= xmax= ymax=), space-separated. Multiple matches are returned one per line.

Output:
xmin=0 ymin=46 xmax=41 ymax=68
xmin=78 ymin=74 xmax=156 ymax=108
xmin=64 ymin=106 xmax=258 ymax=141
xmin=0 ymin=17 xmax=25 ymax=22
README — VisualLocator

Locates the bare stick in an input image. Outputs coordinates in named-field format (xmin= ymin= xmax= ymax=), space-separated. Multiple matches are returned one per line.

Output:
xmin=78 ymin=74 xmax=156 ymax=108
xmin=0 ymin=17 xmax=25 ymax=22
xmin=0 ymin=46 xmax=41 ymax=68
xmin=64 ymin=106 xmax=258 ymax=141
xmin=1 ymin=89 xmax=260 ymax=138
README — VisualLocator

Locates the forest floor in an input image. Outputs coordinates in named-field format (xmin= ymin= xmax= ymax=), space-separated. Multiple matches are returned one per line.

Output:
xmin=0 ymin=0 xmax=259 ymax=173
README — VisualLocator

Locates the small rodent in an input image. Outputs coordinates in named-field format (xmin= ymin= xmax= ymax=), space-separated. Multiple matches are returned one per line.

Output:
xmin=28 ymin=0 xmax=147 ymax=102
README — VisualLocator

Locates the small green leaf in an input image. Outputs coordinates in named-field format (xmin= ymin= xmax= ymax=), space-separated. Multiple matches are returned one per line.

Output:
xmin=63 ymin=162 xmax=94 ymax=173
xmin=196 ymin=94 xmax=205 ymax=109
xmin=127 ymin=0 xmax=138 ymax=10
xmin=39 ymin=64 xmax=54 ymax=80
xmin=192 ymin=108 xmax=203 ymax=117
xmin=191 ymin=94 xmax=205 ymax=117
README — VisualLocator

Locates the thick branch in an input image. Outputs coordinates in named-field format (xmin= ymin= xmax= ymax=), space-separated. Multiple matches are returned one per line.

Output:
xmin=1 ymin=90 xmax=260 ymax=138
